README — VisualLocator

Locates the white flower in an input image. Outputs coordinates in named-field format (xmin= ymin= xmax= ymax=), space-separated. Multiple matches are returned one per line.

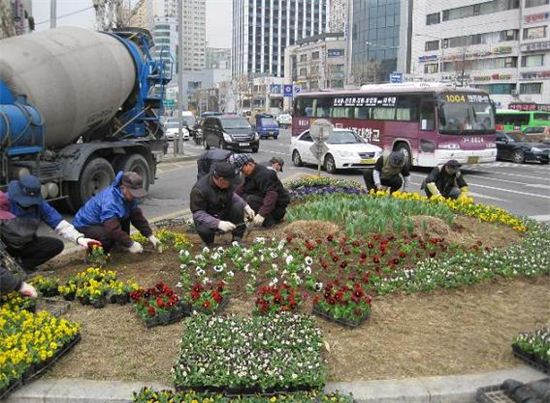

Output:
xmin=304 ymin=266 xmax=312 ymax=275
xmin=227 ymin=270 xmax=235 ymax=278
xmin=286 ymin=255 xmax=294 ymax=265
xmin=232 ymin=241 xmax=240 ymax=247
xmin=304 ymin=256 xmax=313 ymax=265
xmin=202 ymin=246 xmax=210 ymax=253
xmin=202 ymin=276 xmax=210 ymax=284
xmin=176 ymin=282 xmax=183 ymax=288
xmin=196 ymin=267 xmax=205 ymax=276
xmin=213 ymin=265 xmax=224 ymax=273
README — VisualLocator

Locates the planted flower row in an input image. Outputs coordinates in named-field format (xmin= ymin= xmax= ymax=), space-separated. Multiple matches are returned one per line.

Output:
xmin=0 ymin=305 xmax=80 ymax=395
xmin=132 ymin=229 xmax=191 ymax=252
xmin=173 ymin=313 xmax=325 ymax=393
xmin=133 ymin=386 xmax=354 ymax=402
xmin=129 ymin=282 xmax=188 ymax=327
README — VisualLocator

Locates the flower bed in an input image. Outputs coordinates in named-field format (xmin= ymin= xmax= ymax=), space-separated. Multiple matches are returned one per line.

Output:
xmin=130 ymin=282 xmax=189 ymax=328
xmin=512 ymin=327 xmax=550 ymax=373
xmin=29 ymin=275 xmax=60 ymax=297
xmin=185 ymin=280 xmax=230 ymax=315
xmin=173 ymin=313 xmax=325 ymax=394
xmin=0 ymin=292 xmax=37 ymax=312
xmin=286 ymin=176 xmax=365 ymax=200
xmin=132 ymin=229 xmax=191 ymax=252
xmin=133 ymin=386 xmax=354 ymax=402
xmin=0 ymin=305 xmax=80 ymax=399
xmin=254 ymin=283 xmax=302 ymax=315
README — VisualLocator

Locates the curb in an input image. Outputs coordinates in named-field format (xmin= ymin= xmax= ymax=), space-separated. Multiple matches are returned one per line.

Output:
xmin=5 ymin=367 xmax=547 ymax=403
xmin=159 ymin=154 xmax=199 ymax=164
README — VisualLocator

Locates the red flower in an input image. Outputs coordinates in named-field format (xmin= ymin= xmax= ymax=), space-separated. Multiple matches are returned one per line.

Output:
xmin=360 ymin=252 xmax=367 ymax=259
xmin=202 ymin=300 xmax=211 ymax=309
xmin=391 ymin=258 xmax=400 ymax=265
xmin=429 ymin=251 xmax=436 ymax=258
xmin=147 ymin=306 xmax=156 ymax=316
xmin=211 ymin=290 xmax=223 ymax=304
xmin=367 ymin=242 xmax=374 ymax=249
xmin=352 ymin=240 xmax=360 ymax=247
xmin=340 ymin=261 xmax=348 ymax=269
xmin=190 ymin=290 xmax=200 ymax=301
xmin=286 ymin=234 xmax=294 ymax=243
xmin=332 ymin=255 xmax=339 ymax=262
xmin=326 ymin=234 xmax=334 ymax=242
xmin=372 ymin=255 xmax=380 ymax=264
xmin=399 ymin=251 xmax=407 ymax=258
xmin=334 ymin=290 xmax=344 ymax=302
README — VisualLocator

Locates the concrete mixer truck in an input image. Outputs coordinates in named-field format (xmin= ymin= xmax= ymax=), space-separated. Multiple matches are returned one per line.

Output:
xmin=0 ymin=26 xmax=171 ymax=210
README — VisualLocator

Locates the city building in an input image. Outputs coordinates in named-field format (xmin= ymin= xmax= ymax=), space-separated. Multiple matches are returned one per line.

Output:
xmin=283 ymin=33 xmax=346 ymax=109
xmin=411 ymin=0 xmax=550 ymax=107
xmin=206 ymin=47 xmax=231 ymax=69
xmin=0 ymin=0 xmax=33 ymax=39
xmin=182 ymin=0 xmax=206 ymax=71
xmin=348 ymin=0 xmax=412 ymax=85
xmin=152 ymin=16 xmax=178 ymax=80
xmin=232 ymin=0 xmax=330 ymax=78
xmin=330 ymin=0 xmax=348 ymax=33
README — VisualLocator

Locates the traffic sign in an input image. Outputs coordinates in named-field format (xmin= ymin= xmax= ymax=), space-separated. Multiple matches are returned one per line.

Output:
xmin=164 ymin=99 xmax=176 ymax=108
xmin=293 ymin=85 xmax=302 ymax=94
xmin=309 ymin=142 xmax=330 ymax=160
xmin=389 ymin=72 xmax=403 ymax=83
xmin=283 ymin=84 xmax=293 ymax=97
xmin=309 ymin=119 xmax=333 ymax=141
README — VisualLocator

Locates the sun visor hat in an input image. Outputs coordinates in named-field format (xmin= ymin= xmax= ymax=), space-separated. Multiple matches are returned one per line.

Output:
xmin=121 ymin=172 xmax=147 ymax=198
xmin=8 ymin=175 xmax=44 ymax=208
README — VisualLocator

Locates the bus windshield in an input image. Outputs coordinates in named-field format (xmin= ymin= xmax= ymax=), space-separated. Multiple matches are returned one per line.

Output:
xmin=438 ymin=93 xmax=495 ymax=134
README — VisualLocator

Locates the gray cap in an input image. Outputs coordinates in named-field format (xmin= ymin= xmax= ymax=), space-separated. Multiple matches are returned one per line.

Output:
xmin=389 ymin=151 xmax=405 ymax=167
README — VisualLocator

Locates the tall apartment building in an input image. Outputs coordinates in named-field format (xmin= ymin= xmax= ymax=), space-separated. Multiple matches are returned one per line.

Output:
xmin=206 ymin=47 xmax=231 ymax=69
xmin=348 ymin=0 xmax=412 ymax=85
xmin=232 ymin=0 xmax=330 ymax=78
xmin=0 ymin=0 xmax=33 ymax=39
xmin=411 ymin=0 xmax=550 ymax=107
xmin=330 ymin=0 xmax=347 ymax=33
xmin=182 ymin=0 xmax=206 ymax=71
xmin=152 ymin=16 xmax=178 ymax=76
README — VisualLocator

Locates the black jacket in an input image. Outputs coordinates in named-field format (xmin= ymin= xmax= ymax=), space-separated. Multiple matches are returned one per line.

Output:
xmin=423 ymin=166 xmax=467 ymax=195
xmin=236 ymin=164 xmax=290 ymax=217
xmin=196 ymin=149 xmax=233 ymax=180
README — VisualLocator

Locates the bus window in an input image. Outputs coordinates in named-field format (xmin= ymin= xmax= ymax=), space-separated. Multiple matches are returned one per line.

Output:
xmin=396 ymin=95 xmax=420 ymax=121
xmin=355 ymin=106 xmax=370 ymax=119
xmin=331 ymin=106 xmax=353 ymax=119
xmin=372 ymin=107 xmax=395 ymax=120
xmin=295 ymin=97 xmax=314 ymax=117
xmin=534 ymin=113 xmax=549 ymax=122
xmin=313 ymin=97 xmax=332 ymax=118
xmin=420 ymin=99 xmax=435 ymax=131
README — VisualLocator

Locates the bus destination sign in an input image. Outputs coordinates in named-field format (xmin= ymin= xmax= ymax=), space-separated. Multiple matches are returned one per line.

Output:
xmin=333 ymin=96 xmax=397 ymax=108
xmin=443 ymin=93 xmax=491 ymax=104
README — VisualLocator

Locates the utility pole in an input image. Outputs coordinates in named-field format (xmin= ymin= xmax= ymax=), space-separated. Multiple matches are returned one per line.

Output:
xmin=460 ymin=48 xmax=466 ymax=87
xmin=175 ymin=0 xmax=184 ymax=155
xmin=50 ymin=0 xmax=57 ymax=28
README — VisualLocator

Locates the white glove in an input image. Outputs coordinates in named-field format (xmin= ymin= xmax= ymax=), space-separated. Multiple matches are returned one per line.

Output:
xmin=217 ymin=220 xmax=236 ymax=233
xmin=253 ymin=214 xmax=265 ymax=226
xmin=128 ymin=241 xmax=144 ymax=254
xmin=244 ymin=205 xmax=255 ymax=221
xmin=19 ymin=282 xmax=37 ymax=298
xmin=55 ymin=219 xmax=84 ymax=244
xmin=77 ymin=237 xmax=101 ymax=249
xmin=148 ymin=235 xmax=162 ymax=252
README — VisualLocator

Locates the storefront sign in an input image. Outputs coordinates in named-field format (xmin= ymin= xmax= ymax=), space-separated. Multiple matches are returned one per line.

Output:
xmin=442 ymin=46 xmax=512 ymax=62
xmin=472 ymin=73 xmax=512 ymax=81
xmin=520 ymin=70 xmax=550 ymax=80
xmin=418 ymin=54 xmax=439 ymax=63
xmin=327 ymin=49 xmax=344 ymax=58
xmin=521 ymin=40 xmax=550 ymax=52
xmin=525 ymin=12 xmax=550 ymax=24
xmin=509 ymin=103 xmax=550 ymax=112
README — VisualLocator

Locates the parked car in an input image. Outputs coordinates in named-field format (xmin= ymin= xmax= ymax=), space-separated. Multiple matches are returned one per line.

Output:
xmin=164 ymin=119 xmax=189 ymax=141
xmin=255 ymin=113 xmax=279 ymax=139
xmin=495 ymin=132 xmax=550 ymax=164
xmin=523 ymin=126 xmax=550 ymax=143
xmin=276 ymin=113 xmax=292 ymax=128
xmin=290 ymin=128 xmax=382 ymax=173
xmin=203 ymin=115 xmax=260 ymax=153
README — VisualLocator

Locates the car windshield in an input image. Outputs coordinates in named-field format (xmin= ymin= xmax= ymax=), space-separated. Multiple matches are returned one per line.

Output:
xmin=182 ymin=117 xmax=196 ymax=126
xmin=166 ymin=121 xmax=179 ymax=128
xmin=260 ymin=117 xmax=277 ymax=126
xmin=439 ymin=94 xmax=495 ymax=134
xmin=220 ymin=117 xmax=251 ymax=129
xmin=326 ymin=131 xmax=365 ymax=144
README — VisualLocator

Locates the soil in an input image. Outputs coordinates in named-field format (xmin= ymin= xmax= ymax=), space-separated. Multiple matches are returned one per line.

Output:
xmin=39 ymin=220 xmax=547 ymax=384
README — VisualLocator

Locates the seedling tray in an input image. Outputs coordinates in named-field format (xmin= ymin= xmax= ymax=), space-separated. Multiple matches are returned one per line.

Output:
xmin=189 ymin=295 xmax=230 ymax=315
xmin=512 ymin=345 xmax=550 ymax=374
xmin=142 ymin=302 xmax=190 ymax=328
xmin=0 ymin=379 xmax=23 ymax=401
xmin=175 ymin=384 xmax=316 ymax=397
xmin=312 ymin=305 xmax=369 ymax=329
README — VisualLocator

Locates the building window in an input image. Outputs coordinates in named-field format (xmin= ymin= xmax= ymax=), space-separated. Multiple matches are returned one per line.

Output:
xmin=442 ymin=0 xmax=519 ymax=22
xmin=300 ymin=54 xmax=308 ymax=62
xmin=425 ymin=40 xmax=439 ymax=51
xmin=522 ymin=54 xmax=544 ymax=67
xmin=312 ymin=51 xmax=320 ymax=60
xmin=424 ymin=63 xmax=439 ymax=74
xmin=523 ymin=26 xmax=547 ymax=40
xmin=525 ymin=0 xmax=549 ymax=7
xmin=520 ymin=83 xmax=542 ymax=94
xmin=473 ymin=83 xmax=515 ymax=94
xmin=299 ymin=67 xmax=308 ymax=76
xmin=426 ymin=12 xmax=440 ymax=25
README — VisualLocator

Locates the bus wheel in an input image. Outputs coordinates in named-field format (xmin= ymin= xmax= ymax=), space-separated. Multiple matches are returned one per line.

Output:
xmin=292 ymin=150 xmax=303 ymax=167
xmin=395 ymin=143 xmax=412 ymax=169
xmin=324 ymin=154 xmax=337 ymax=174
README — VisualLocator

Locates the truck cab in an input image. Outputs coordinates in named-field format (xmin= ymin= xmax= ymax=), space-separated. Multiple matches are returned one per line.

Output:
xmin=254 ymin=113 xmax=279 ymax=140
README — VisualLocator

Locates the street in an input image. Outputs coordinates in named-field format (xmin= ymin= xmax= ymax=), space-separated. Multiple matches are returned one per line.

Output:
xmin=148 ymin=129 xmax=550 ymax=223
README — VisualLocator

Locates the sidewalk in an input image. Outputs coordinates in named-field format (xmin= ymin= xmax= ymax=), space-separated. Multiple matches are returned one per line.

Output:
xmin=5 ymin=366 xmax=547 ymax=403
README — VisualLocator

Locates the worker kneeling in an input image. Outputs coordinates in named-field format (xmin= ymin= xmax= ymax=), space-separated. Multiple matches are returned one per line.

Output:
xmin=363 ymin=151 xmax=410 ymax=193
xmin=73 ymin=172 xmax=160 ymax=253
xmin=232 ymin=154 xmax=290 ymax=228
xmin=189 ymin=161 xmax=255 ymax=246
xmin=422 ymin=159 xmax=469 ymax=200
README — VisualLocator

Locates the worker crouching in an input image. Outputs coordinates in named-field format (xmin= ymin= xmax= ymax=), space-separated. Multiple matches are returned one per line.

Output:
xmin=422 ymin=159 xmax=470 ymax=200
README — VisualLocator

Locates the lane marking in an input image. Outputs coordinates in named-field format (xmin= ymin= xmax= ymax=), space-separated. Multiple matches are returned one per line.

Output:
xmin=529 ymin=214 xmax=550 ymax=221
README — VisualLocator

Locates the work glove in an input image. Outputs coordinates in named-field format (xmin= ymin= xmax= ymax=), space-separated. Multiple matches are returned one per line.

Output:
xmin=218 ymin=220 xmax=236 ymax=233
xmin=148 ymin=235 xmax=162 ymax=252
xmin=19 ymin=282 xmax=37 ymax=298
xmin=426 ymin=182 xmax=441 ymax=197
xmin=77 ymin=237 xmax=102 ymax=249
xmin=253 ymin=214 xmax=265 ymax=226
xmin=128 ymin=241 xmax=144 ymax=254
xmin=244 ymin=205 xmax=256 ymax=221
xmin=458 ymin=186 xmax=470 ymax=201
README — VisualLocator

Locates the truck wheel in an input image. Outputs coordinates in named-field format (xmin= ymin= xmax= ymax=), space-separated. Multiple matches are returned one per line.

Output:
xmin=70 ymin=157 xmax=114 ymax=209
xmin=118 ymin=154 xmax=151 ymax=191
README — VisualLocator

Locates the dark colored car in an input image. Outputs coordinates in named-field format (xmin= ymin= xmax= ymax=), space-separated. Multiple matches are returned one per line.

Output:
xmin=495 ymin=132 xmax=550 ymax=164
xmin=203 ymin=115 xmax=260 ymax=153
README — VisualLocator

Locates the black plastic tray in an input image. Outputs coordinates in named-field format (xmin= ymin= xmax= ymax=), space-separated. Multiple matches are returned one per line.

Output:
xmin=0 ymin=379 xmax=23 ymax=401
xmin=175 ymin=384 xmax=316 ymax=397
xmin=512 ymin=345 xmax=550 ymax=374
xmin=141 ymin=303 xmax=190 ymax=328
xmin=312 ymin=305 xmax=369 ymax=328
xmin=476 ymin=384 xmax=515 ymax=403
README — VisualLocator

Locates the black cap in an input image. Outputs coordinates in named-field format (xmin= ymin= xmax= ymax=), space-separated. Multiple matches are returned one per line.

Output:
xmin=445 ymin=159 xmax=462 ymax=169
xmin=212 ymin=161 xmax=238 ymax=182
xmin=121 ymin=172 xmax=147 ymax=198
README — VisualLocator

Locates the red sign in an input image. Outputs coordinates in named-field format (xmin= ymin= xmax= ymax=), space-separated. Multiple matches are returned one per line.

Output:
xmin=508 ymin=103 xmax=550 ymax=112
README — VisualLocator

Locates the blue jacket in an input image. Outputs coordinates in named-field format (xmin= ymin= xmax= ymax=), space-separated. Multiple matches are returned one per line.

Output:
xmin=73 ymin=172 xmax=140 ymax=228
xmin=9 ymin=199 xmax=63 ymax=230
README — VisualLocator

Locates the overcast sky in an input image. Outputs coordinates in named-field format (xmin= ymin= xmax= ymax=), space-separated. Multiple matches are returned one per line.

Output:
xmin=32 ymin=0 xmax=232 ymax=48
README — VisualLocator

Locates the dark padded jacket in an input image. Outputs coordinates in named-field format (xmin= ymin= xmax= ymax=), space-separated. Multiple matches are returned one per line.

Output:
xmin=196 ymin=149 xmax=233 ymax=180
xmin=423 ymin=166 xmax=467 ymax=195
xmin=0 ymin=264 xmax=21 ymax=295
xmin=236 ymin=164 xmax=290 ymax=217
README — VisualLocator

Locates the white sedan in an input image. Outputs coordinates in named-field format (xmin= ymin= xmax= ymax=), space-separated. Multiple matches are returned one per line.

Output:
xmin=164 ymin=120 xmax=190 ymax=141
xmin=290 ymin=128 xmax=382 ymax=173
